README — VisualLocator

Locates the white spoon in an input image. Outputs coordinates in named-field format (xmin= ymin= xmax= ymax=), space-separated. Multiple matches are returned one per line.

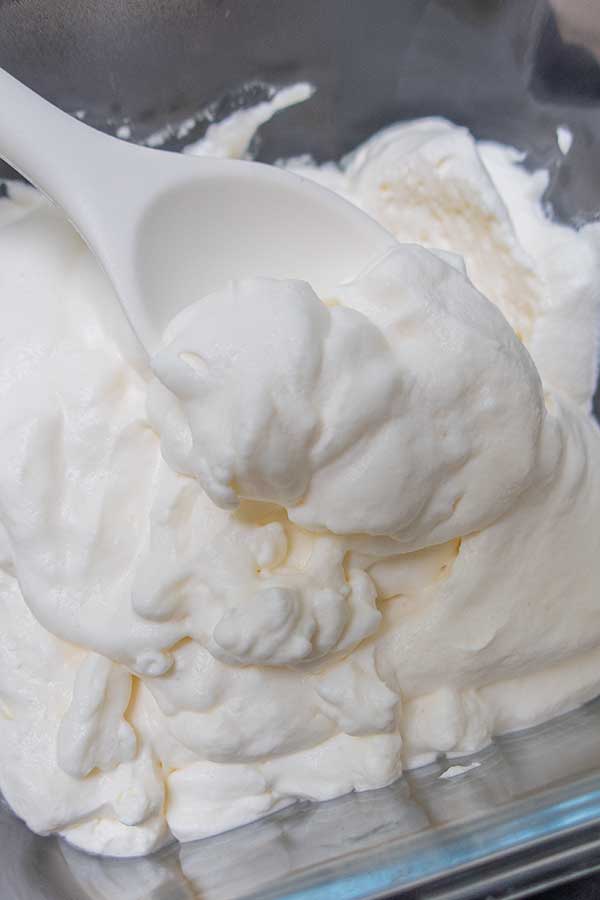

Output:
xmin=0 ymin=68 xmax=395 ymax=356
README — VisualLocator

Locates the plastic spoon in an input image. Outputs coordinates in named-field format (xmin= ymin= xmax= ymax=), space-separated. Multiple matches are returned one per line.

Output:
xmin=0 ymin=68 xmax=396 ymax=356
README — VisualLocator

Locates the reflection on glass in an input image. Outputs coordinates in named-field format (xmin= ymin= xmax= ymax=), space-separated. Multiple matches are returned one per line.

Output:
xmin=3 ymin=696 xmax=597 ymax=900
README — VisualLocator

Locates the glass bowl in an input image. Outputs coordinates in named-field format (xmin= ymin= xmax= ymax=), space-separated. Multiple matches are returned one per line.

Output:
xmin=1 ymin=2 xmax=599 ymax=897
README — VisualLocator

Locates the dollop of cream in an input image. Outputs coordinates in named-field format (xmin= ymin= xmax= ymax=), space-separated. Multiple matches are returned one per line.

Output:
xmin=150 ymin=245 xmax=558 ymax=551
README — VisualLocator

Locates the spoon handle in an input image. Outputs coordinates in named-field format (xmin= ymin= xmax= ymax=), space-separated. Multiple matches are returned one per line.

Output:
xmin=0 ymin=66 xmax=161 ymax=358
xmin=0 ymin=68 xmax=115 ymax=207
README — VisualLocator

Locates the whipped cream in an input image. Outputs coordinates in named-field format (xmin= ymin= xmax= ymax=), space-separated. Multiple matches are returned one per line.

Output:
xmin=0 ymin=96 xmax=599 ymax=857
xmin=151 ymin=245 xmax=556 ymax=551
